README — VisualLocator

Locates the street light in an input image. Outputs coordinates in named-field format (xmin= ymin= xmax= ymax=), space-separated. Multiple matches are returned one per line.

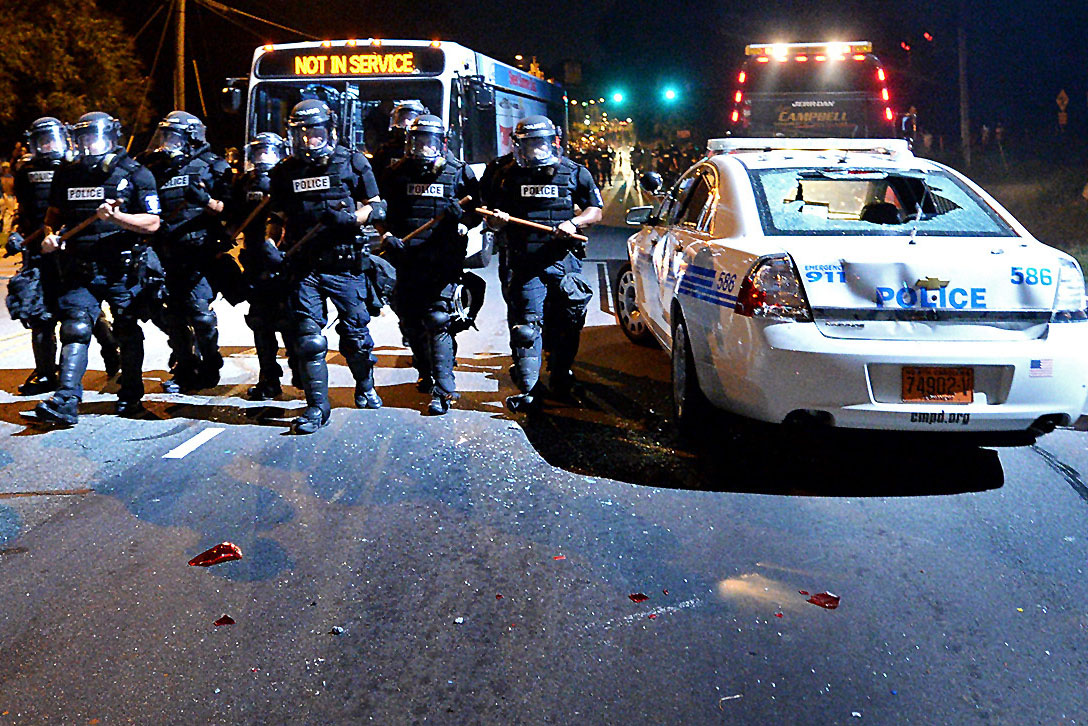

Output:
xmin=663 ymin=88 xmax=678 ymax=102
xmin=611 ymin=92 xmax=624 ymax=104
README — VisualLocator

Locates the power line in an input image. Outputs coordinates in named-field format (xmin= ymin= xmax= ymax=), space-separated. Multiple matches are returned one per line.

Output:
xmin=127 ymin=0 xmax=177 ymax=151
xmin=194 ymin=0 xmax=319 ymax=40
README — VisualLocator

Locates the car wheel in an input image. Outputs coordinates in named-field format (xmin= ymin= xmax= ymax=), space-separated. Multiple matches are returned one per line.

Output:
xmin=613 ymin=262 xmax=655 ymax=346
xmin=671 ymin=312 xmax=712 ymax=436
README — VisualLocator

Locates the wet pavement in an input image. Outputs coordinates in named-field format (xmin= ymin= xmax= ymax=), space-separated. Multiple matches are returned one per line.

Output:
xmin=0 ymin=197 xmax=1086 ymax=722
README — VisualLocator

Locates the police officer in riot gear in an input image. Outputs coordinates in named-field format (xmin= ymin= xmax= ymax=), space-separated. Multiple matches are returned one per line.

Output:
xmin=7 ymin=117 xmax=122 ymax=394
xmin=142 ymin=110 xmax=233 ymax=393
xmin=31 ymin=112 xmax=161 ymax=425
xmin=370 ymin=100 xmax=428 ymax=174
xmin=231 ymin=132 xmax=297 ymax=400
xmin=268 ymin=99 xmax=385 ymax=434
xmin=378 ymin=114 xmax=479 ymax=415
xmin=480 ymin=115 xmax=603 ymax=412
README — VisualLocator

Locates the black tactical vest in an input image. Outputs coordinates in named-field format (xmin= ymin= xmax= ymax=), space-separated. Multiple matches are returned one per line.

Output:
xmin=151 ymin=150 xmax=219 ymax=240
xmin=14 ymin=156 xmax=60 ymax=231
xmin=495 ymin=157 xmax=576 ymax=253
xmin=386 ymin=155 xmax=461 ymax=242
xmin=277 ymin=147 xmax=357 ymax=245
xmin=56 ymin=151 xmax=142 ymax=252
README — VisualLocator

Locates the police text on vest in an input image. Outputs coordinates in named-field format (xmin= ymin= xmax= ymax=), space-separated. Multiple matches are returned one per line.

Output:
xmin=67 ymin=187 xmax=106 ymax=201
xmin=521 ymin=184 xmax=559 ymax=198
xmin=293 ymin=176 xmax=332 ymax=193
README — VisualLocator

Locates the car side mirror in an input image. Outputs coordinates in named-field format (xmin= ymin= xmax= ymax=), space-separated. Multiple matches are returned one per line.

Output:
xmin=220 ymin=86 xmax=242 ymax=115
xmin=625 ymin=205 xmax=654 ymax=226
xmin=639 ymin=171 xmax=663 ymax=194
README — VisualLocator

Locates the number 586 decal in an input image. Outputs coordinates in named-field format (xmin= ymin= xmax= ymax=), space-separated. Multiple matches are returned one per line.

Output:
xmin=716 ymin=271 xmax=737 ymax=293
xmin=1010 ymin=267 xmax=1053 ymax=285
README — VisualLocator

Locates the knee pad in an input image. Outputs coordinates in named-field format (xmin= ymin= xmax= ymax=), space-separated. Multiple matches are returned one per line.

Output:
xmin=510 ymin=321 xmax=540 ymax=349
xmin=59 ymin=313 xmax=94 ymax=345
xmin=191 ymin=310 xmax=217 ymax=333
xmin=245 ymin=312 xmax=271 ymax=332
xmin=294 ymin=332 xmax=327 ymax=360
xmin=423 ymin=308 xmax=451 ymax=333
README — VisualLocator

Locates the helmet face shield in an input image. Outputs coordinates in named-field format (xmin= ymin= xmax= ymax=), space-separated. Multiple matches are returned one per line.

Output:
xmin=149 ymin=127 xmax=187 ymax=157
xmin=289 ymin=124 xmax=332 ymax=159
xmin=28 ymin=126 xmax=68 ymax=160
xmin=71 ymin=119 xmax=116 ymax=159
xmin=514 ymin=134 xmax=558 ymax=168
xmin=251 ymin=144 xmax=283 ymax=169
xmin=406 ymin=130 xmax=444 ymax=162
xmin=389 ymin=105 xmax=424 ymax=130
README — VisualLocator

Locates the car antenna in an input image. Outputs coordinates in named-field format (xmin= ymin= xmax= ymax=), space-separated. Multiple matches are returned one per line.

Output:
xmin=908 ymin=181 xmax=933 ymax=245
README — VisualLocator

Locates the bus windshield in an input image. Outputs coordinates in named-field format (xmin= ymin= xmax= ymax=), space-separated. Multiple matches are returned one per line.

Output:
xmin=250 ymin=79 xmax=444 ymax=156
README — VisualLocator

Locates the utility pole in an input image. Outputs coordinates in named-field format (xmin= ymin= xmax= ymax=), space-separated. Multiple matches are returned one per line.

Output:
xmin=958 ymin=0 xmax=970 ymax=167
xmin=174 ymin=0 xmax=186 ymax=110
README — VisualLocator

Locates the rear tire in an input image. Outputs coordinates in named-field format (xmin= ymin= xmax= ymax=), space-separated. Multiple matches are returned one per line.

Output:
xmin=613 ymin=262 xmax=656 ymax=346
xmin=671 ymin=313 xmax=712 ymax=437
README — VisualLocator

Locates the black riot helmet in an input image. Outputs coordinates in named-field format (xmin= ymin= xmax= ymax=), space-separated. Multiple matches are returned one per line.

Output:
xmin=69 ymin=112 xmax=122 ymax=161
xmin=25 ymin=117 xmax=70 ymax=161
xmin=148 ymin=110 xmax=207 ymax=159
xmin=287 ymin=99 xmax=338 ymax=161
xmin=246 ymin=132 xmax=287 ymax=172
xmin=404 ymin=114 xmax=447 ymax=165
xmin=513 ymin=115 xmax=561 ymax=168
xmin=388 ymin=100 xmax=428 ymax=131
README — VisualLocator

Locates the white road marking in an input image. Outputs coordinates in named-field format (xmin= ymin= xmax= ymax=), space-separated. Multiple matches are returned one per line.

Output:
xmin=162 ymin=428 xmax=225 ymax=459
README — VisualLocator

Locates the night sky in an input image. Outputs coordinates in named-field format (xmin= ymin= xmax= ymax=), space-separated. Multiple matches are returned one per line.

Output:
xmin=107 ymin=0 xmax=1088 ymax=145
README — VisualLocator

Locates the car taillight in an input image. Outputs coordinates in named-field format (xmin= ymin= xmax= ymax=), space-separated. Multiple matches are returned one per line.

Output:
xmin=734 ymin=255 xmax=813 ymax=322
xmin=1052 ymin=258 xmax=1088 ymax=322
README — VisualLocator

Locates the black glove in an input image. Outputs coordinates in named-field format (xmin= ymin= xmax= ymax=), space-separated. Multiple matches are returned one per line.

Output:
xmin=184 ymin=180 xmax=211 ymax=206
xmin=321 ymin=203 xmax=357 ymax=227
xmin=367 ymin=199 xmax=387 ymax=225
xmin=5 ymin=231 xmax=24 ymax=257
xmin=443 ymin=198 xmax=464 ymax=221
xmin=381 ymin=234 xmax=404 ymax=252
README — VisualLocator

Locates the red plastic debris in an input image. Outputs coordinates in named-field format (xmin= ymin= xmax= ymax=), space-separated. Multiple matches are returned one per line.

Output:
xmin=775 ymin=612 xmax=784 ymax=618
xmin=799 ymin=590 xmax=809 ymax=596
xmin=553 ymin=555 xmax=566 ymax=561
xmin=496 ymin=594 xmax=503 ymax=600
xmin=214 ymin=615 xmax=235 ymax=626
xmin=648 ymin=613 xmax=658 ymax=620
xmin=629 ymin=593 xmax=649 ymax=603
xmin=806 ymin=592 xmax=840 ymax=609
xmin=662 ymin=589 xmax=669 ymax=595
xmin=189 ymin=542 xmax=243 ymax=567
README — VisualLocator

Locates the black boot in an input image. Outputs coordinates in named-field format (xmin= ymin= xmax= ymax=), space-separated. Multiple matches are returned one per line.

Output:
xmin=427 ymin=388 xmax=459 ymax=416
xmin=292 ymin=358 xmax=331 ymax=435
xmin=346 ymin=353 xmax=382 ymax=409
xmin=247 ymin=380 xmax=282 ymax=401
xmin=35 ymin=341 xmax=89 ymax=425
xmin=115 ymin=322 xmax=145 ymax=410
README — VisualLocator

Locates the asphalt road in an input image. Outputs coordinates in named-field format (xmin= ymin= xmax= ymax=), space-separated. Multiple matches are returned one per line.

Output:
xmin=0 ymin=169 xmax=1087 ymax=723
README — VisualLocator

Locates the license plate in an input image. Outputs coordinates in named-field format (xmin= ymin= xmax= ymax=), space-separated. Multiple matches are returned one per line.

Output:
xmin=901 ymin=366 xmax=974 ymax=404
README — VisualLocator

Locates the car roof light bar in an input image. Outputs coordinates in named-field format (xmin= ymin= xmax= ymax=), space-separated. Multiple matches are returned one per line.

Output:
xmin=745 ymin=41 xmax=873 ymax=56
xmin=707 ymin=137 xmax=912 ymax=158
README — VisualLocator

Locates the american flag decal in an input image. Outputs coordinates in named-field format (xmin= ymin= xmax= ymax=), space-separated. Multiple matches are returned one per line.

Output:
xmin=1029 ymin=359 xmax=1053 ymax=377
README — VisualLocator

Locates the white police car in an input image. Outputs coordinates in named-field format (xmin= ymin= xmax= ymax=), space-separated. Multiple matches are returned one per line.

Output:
xmin=616 ymin=138 xmax=1088 ymax=443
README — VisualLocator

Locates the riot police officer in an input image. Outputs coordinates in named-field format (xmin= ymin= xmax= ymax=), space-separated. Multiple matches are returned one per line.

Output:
xmin=142 ymin=111 xmax=233 ymax=393
xmin=231 ymin=132 xmax=297 ymax=400
xmin=480 ymin=115 xmax=602 ymax=412
xmin=31 ymin=112 xmax=161 ymax=425
xmin=7 ymin=117 xmax=121 ymax=394
xmin=378 ymin=115 xmax=479 ymax=415
xmin=370 ymin=100 xmax=428 ymax=175
xmin=267 ymin=99 xmax=385 ymax=434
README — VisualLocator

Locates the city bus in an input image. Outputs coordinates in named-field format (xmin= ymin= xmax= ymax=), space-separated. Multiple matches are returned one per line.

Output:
xmin=223 ymin=39 xmax=568 ymax=170
xmin=727 ymin=41 xmax=897 ymax=139
xmin=221 ymin=39 xmax=569 ymax=268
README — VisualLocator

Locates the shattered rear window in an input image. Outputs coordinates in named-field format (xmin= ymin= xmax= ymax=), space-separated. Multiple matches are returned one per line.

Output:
xmin=748 ymin=167 xmax=1018 ymax=237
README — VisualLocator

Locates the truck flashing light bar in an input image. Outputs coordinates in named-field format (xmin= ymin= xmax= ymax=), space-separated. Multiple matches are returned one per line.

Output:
xmin=745 ymin=41 xmax=874 ymax=58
